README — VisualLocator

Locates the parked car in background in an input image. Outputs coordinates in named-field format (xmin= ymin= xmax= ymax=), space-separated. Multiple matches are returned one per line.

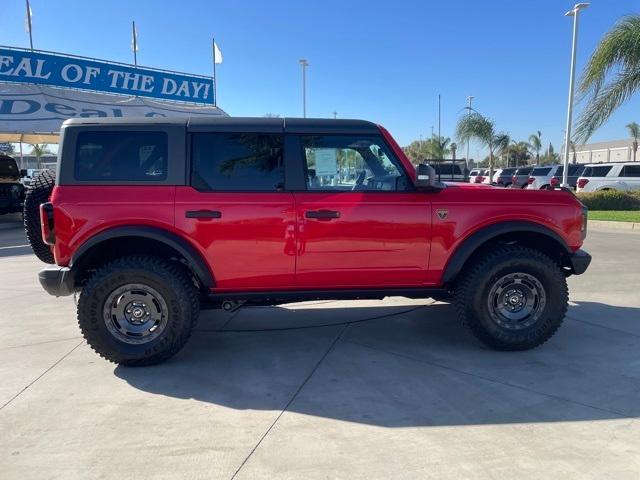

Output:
xmin=494 ymin=167 xmax=517 ymax=187
xmin=511 ymin=166 xmax=533 ymax=188
xmin=577 ymin=162 xmax=640 ymax=192
xmin=468 ymin=169 xmax=482 ymax=183
xmin=470 ymin=169 xmax=489 ymax=183
xmin=527 ymin=164 xmax=585 ymax=190
xmin=0 ymin=154 xmax=26 ymax=215
xmin=429 ymin=162 xmax=467 ymax=182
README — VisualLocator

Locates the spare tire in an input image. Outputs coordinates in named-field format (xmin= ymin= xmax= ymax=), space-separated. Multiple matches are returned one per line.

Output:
xmin=24 ymin=170 xmax=56 ymax=264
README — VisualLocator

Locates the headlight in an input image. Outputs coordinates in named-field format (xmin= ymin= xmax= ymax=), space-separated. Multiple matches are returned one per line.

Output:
xmin=10 ymin=184 xmax=22 ymax=197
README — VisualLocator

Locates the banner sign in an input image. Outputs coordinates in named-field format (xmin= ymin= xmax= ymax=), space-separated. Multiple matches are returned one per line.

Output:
xmin=0 ymin=83 xmax=227 ymax=143
xmin=0 ymin=47 xmax=215 ymax=105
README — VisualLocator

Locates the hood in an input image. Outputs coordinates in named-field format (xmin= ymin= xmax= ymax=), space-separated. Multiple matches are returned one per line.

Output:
xmin=441 ymin=182 xmax=582 ymax=207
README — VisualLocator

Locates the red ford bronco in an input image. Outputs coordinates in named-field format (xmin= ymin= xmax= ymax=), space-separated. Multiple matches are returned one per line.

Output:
xmin=24 ymin=117 xmax=590 ymax=366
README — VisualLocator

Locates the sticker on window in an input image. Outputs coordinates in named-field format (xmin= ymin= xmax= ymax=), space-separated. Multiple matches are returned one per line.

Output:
xmin=313 ymin=148 xmax=338 ymax=176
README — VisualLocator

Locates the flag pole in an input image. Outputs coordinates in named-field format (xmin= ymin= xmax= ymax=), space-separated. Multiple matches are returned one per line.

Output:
xmin=25 ymin=0 xmax=34 ymax=50
xmin=212 ymin=37 xmax=217 ymax=106
xmin=132 ymin=21 xmax=138 ymax=67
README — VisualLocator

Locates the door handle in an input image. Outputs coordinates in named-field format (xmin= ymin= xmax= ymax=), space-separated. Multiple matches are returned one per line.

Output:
xmin=186 ymin=210 xmax=222 ymax=219
xmin=305 ymin=210 xmax=340 ymax=219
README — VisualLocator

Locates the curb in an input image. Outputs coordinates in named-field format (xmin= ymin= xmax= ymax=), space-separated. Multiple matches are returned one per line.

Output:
xmin=589 ymin=220 xmax=640 ymax=232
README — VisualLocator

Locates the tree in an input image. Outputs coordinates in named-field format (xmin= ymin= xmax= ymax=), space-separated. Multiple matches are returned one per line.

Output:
xmin=30 ymin=144 xmax=52 ymax=169
xmin=505 ymin=141 xmax=532 ymax=167
xmin=627 ymin=121 xmax=639 ymax=161
xmin=575 ymin=15 xmax=640 ymax=141
xmin=539 ymin=143 xmax=559 ymax=165
xmin=528 ymin=131 xmax=542 ymax=162
xmin=403 ymin=135 xmax=451 ymax=164
xmin=456 ymin=112 xmax=508 ymax=180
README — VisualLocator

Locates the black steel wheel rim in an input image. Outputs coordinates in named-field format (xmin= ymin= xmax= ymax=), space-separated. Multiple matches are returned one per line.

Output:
xmin=103 ymin=283 xmax=168 ymax=344
xmin=487 ymin=272 xmax=546 ymax=330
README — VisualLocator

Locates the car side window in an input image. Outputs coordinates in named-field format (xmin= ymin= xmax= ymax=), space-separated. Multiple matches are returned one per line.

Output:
xmin=300 ymin=135 xmax=408 ymax=191
xmin=75 ymin=131 xmax=168 ymax=181
xmin=191 ymin=133 xmax=284 ymax=191
xmin=621 ymin=165 xmax=640 ymax=177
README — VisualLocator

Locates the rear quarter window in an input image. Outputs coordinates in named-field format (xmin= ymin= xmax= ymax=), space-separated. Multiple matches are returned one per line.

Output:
xmin=531 ymin=167 xmax=552 ymax=176
xmin=583 ymin=165 xmax=613 ymax=177
xmin=74 ymin=131 xmax=168 ymax=181
xmin=621 ymin=165 xmax=640 ymax=177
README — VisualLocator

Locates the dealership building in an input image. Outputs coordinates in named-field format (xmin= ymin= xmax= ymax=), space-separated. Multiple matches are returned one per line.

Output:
xmin=572 ymin=139 xmax=636 ymax=164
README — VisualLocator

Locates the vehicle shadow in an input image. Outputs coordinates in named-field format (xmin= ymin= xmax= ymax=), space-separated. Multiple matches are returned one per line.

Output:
xmin=114 ymin=300 xmax=640 ymax=427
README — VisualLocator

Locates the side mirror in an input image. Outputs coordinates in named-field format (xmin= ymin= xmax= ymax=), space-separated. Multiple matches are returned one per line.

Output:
xmin=20 ymin=169 xmax=28 ymax=177
xmin=415 ymin=164 xmax=439 ymax=190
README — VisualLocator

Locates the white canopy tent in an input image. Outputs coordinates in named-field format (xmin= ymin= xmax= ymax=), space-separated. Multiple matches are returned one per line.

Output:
xmin=0 ymin=83 xmax=227 ymax=166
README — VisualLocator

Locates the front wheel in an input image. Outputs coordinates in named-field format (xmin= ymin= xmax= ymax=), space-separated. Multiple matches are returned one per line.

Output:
xmin=454 ymin=245 xmax=568 ymax=351
xmin=77 ymin=255 xmax=199 ymax=366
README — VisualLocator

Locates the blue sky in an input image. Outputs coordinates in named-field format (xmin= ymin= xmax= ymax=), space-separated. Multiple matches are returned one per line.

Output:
xmin=2 ymin=0 xmax=639 ymax=156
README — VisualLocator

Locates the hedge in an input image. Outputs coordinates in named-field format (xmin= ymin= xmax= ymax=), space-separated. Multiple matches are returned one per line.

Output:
xmin=577 ymin=190 xmax=640 ymax=211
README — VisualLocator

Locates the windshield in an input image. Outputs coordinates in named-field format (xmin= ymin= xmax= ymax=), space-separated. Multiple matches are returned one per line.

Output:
xmin=0 ymin=157 xmax=19 ymax=178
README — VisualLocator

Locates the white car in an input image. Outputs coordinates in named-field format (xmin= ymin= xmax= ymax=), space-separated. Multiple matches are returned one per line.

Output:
xmin=576 ymin=162 xmax=640 ymax=192
xmin=469 ymin=168 xmax=489 ymax=183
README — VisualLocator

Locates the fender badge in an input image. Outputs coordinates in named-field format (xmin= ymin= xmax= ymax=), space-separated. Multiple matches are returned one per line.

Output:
xmin=436 ymin=209 xmax=449 ymax=220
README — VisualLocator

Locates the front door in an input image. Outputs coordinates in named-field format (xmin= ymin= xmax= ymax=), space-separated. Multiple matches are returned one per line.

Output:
xmin=175 ymin=130 xmax=296 ymax=291
xmin=292 ymin=133 xmax=431 ymax=288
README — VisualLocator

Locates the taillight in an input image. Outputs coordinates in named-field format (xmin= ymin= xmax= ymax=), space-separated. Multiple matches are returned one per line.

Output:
xmin=550 ymin=176 xmax=560 ymax=187
xmin=512 ymin=175 xmax=517 ymax=183
xmin=40 ymin=202 xmax=55 ymax=245
xmin=581 ymin=206 xmax=588 ymax=239
xmin=476 ymin=176 xmax=484 ymax=183
xmin=577 ymin=178 xmax=589 ymax=189
xmin=527 ymin=176 xmax=534 ymax=184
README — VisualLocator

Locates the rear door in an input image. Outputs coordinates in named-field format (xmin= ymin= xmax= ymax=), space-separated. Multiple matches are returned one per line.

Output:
xmin=289 ymin=130 xmax=431 ymax=289
xmin=620 ymin=164 xmax=640 ymax=191
xmin=174 ymin=121 xmax=296 ymax=291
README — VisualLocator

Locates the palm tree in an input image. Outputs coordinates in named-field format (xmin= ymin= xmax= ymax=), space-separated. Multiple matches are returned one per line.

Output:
xmin=456 ymin=112 xmax=508 ymax=180
xmin=30 ymin=144 xmax=51 ymax=169
xmin=575 ymin=15 xmax=640 ymax=141
xmin=528 ymin=131 xmax=542 ymax=162
xmin=626 ymin=122 xmax=639 ymax=161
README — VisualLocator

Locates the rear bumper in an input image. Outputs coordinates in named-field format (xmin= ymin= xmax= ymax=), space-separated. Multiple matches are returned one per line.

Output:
xmin=568 ymin=249 xmax=591 ymax=275
xmin=38 ymin=267 xmax=75 ymax=297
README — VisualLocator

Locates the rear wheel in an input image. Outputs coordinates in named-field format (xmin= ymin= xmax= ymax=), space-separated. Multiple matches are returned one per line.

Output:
xmin=23 ymin=170 xmax=55 ymax=264
xmin=454 ymin=245 xmax=568 ymax=350
xmin=77 ymin=255 xmax=199 ymax=366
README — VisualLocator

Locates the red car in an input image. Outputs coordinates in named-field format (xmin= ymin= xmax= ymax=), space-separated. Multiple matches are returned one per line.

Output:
xmin=24 ymin=117 xmax=591 ymax=365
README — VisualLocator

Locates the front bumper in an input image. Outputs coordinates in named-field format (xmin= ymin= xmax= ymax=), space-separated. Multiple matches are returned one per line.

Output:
xmin=568 ymin=249 xmax=591 ymax=275
xmin=38 ymin=267 xmax=75 ymax=297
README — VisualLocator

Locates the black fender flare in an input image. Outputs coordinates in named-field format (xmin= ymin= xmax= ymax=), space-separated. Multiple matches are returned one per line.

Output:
xmin=71 ymin=226 xmax=215 ymax=288
xmin=441 ymin=221 xmax=571 ymax=284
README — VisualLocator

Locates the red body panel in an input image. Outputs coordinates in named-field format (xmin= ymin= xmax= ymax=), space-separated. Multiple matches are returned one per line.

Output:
xmin=48 ymin=126 xmax=586 ymax=293
xmin=174 ymin=187 xmax=296 ymax=290
xmin=51 ymin=185 xmax=178 ymax=266
xmin=294 ymin=192 xmax=431 ymax=288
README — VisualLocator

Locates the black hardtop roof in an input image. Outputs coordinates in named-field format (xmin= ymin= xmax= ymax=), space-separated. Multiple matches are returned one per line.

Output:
xmin=62 ymin=117 xmax=380 ymax=134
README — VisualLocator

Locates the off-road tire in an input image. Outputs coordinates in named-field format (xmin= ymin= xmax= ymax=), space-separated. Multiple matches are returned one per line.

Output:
xmin=77 ymin=255 xmax=199 ymax=366
xmin=454 ymin=245 xmax=568 ymax=351
xmin=23 ymin=169 xmax=56 ymax=264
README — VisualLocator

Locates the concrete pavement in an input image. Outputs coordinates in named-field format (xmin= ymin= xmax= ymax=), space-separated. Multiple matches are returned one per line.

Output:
xmin=1 ymin=212 xmax=639 ymax=479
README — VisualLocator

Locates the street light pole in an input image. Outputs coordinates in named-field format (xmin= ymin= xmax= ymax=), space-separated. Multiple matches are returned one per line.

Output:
xmin=299 ymin=59 xmax=309 ymax=118
xmin=466 ymin=95 xmax=474 ymax=164
xmin=562 ymin=3 xmax=589 ymax=187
